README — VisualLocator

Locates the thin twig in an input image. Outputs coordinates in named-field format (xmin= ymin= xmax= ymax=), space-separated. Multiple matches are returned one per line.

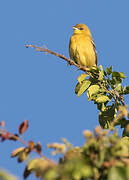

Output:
xmin=25 ymin=44 xmax=88 ymax=72
xmin=0 ymin=129 xmax=56 ymax=165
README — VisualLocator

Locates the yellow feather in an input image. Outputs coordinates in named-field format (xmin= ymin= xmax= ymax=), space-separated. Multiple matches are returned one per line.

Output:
xmin=69 ymin=23 xmax=97 ymax=68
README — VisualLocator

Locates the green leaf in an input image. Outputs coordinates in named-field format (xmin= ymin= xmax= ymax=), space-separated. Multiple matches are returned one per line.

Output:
xmin=77 ymin=73 xmax=88 ymax=84
xmin=122 ymin=123 xmax=129 ymax=137
xmin=119 ymin=72 xmax=126 ymax=79
xmin=96 ymin=95 xmax=110 ymax=103
xmin=112 ymin=71 xmax=126 ymax=79
xmin=123 ymin=86 xmax=129 ymax=95
xmin=112 ymin=72 xmax=122 ymax=85
xmin=77 ymin=80 xmax=91 ymax=97
xmin=108 ymin=167 xmax=126 ymax=180
xmin=99 ymin=106 xmax=117 ymax=128
xmin=111 ymin=140 xmax=129 ymax=157
xmin=27 ymin=159 xmax=49 ymax=171
xmin=18 ymin=151 xmax=29 ymax=163
xmin=106 ymin=66 xmax=112 ymax=75
xmin=98 ymin=65 xmax=105 ymax=81
xmin=24 ymin=158 xmax=53 ymax=179
xmin=75 ymin=83 xmax=81 ymax=94
xmin=44 ymin=169 xmax=57 ymax=180
xmin=87 ymin=85 xmax=100 ymax=98
xmin=112 ymin=71 xmax=120 ymax=78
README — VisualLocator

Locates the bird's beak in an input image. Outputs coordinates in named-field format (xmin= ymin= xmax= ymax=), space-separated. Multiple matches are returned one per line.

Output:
xmin=72 ymin=26 xmax=79 ymax=30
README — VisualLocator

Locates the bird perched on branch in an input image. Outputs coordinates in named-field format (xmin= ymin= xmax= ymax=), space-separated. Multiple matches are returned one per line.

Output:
xmin=69 ymin=23 xmax=97 ymax=68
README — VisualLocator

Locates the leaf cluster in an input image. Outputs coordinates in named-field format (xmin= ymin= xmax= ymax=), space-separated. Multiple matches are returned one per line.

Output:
xmin=75 ymin=65 xmax=129 ymax=131
xmin=22 ymin=127 xmax=129 ymax=180
xmin=1 ymin=120 xmax=129 ymax=180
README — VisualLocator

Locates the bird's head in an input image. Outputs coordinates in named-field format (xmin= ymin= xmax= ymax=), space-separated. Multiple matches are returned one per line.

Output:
xmin=72 ymin=23 xmax=91 ymax=36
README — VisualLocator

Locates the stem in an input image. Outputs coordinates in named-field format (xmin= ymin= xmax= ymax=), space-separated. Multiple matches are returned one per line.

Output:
xmin=25 ymin=44 xmax=88 ymax=72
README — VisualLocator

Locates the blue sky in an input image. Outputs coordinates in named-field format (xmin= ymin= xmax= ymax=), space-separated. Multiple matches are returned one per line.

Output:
xmin=0 ymin=0 xmax=129 ymax=179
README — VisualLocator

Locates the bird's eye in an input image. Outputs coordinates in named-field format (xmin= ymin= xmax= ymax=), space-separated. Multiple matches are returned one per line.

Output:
xmin=79 ymin=27 xmax=84 ymax=30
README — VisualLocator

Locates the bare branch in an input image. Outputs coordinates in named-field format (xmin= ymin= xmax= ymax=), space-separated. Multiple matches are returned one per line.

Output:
xmin=25 ymin=44 xmax=88 ymax=72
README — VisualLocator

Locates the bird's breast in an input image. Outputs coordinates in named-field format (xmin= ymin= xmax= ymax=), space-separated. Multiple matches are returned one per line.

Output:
xmin=69 ymin=34 xmax=96 ymax=67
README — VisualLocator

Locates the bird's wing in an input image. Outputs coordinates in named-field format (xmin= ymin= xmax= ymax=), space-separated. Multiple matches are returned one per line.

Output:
xmin=91 ymin=39 xmax=98 ymax=66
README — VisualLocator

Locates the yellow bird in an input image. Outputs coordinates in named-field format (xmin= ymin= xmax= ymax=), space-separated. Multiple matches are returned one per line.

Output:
xmin=69 ymin=23 xmax=97 ymax=68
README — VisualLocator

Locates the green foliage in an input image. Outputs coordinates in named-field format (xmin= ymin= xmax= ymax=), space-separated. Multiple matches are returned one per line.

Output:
xmin=24 ymin=158 xmax=55 ymax=179
xmin=75 ymin=80 xmax=91 ymax=97
xmin=75 ymin=65 xmax=129 ymax=131
xmin=1 ymin=65 xmax=129 ymax=180
xmin=22 ymin=127 xmax=129 ymax=180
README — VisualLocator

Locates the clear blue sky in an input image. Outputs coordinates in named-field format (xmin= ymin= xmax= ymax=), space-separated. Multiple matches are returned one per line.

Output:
xmin=0 ymin=0 xmax=129 ymax=179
